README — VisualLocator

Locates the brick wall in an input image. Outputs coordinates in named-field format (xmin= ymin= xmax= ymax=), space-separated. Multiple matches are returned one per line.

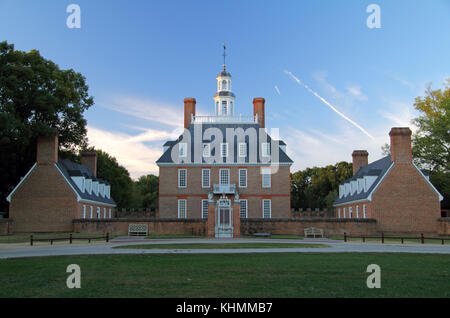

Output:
xmin=371 ymin=163 xmax=441 ymax=234
xmin=73 ymin=218 xmax=207 ymax=236
xmin=72 ymin=217 xmax=377 ymax=237
xmin=0 ymin=219 xmax=14 ymax=235
xmin=438 ymin=218 xmax=450 ymax=235
xmin=159 ymin=165 xmax=291 ymax=218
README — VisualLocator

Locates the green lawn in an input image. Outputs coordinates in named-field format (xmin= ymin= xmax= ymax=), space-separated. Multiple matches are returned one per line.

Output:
xmin=329 ymin=235 xmax=450 ymax=245
xmin=0 ymin=232 xmax=118 ymax=244
xmin=1 ymin=253 xmax=449 ymax=297
xmin=145 ymin=234 xmax=204 ymax=239
xmin=114 ymin=243 xmax=328 ymax=249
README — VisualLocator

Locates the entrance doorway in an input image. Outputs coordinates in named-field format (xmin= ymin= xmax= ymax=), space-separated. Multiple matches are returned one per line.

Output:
xmin=215 ymin=198 xmax=233 ymax=238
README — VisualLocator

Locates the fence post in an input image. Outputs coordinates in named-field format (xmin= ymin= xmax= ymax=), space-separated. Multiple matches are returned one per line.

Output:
xmin=362 ymin=236 xmax=365 ymax=243
xmin=344 ymin=232 xmax=347 ymax=242
xmin=421 ymin=233 xmax=424 ymax=244
xmin=442 ymin=239 xmax=444 ymax=245
xmin=70 ymin=233 xmax=73 ymax=244
xmin=381 ymin=232 xmax=384 ymax=244
xmin=401 ymin=238 xmax=404 ymax=244
xmin=106 ymin=232 xmax=109 ymax=243
xmin=30 ymin=235 xmax=33 ymax=246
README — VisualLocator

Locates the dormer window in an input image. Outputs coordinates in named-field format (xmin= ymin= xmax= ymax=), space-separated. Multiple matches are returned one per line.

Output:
xmin=221 ymin=143 xmax=228 ymax=157
xmin=202 ymin=143 xmax=211 ymax=157
xmin=179 ymin=143 xmax=187 ymax=158
xmin=262 ymin=143 xmax=271 ymax=157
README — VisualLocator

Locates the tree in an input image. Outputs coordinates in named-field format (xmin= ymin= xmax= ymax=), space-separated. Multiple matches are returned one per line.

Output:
xmin=0 ymin=41 xmax=93 ymax=212
xmin=95 ymin=150 xmax=134 ymax=209
xmin=134 ymin=174 xmax=159 ymax=209
xmin=412 ymin=80 xmax=450 ymax=208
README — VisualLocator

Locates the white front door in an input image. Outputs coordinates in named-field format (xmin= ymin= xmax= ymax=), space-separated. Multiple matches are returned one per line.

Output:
xmin=215 ymin=199 xmax=233 ymax=238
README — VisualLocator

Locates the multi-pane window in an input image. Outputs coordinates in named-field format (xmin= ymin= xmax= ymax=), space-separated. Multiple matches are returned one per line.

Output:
xmin=97 ymin=207 xmax=100 ymax=218
xmin=262 ymin=168 xmax=271 ymax=188
xmin=108 ymin=208 xmax=111 ymax=219
xmin=202 ymin=169 xmax=210 ymax=188
xmin=221 ymin=143 xmax=228 ymax=157
xmin=240 ymin=200 xmax=248 ymax=218
xmin=103 ymin=208 xmax=106 ymax=219
xmin=202 ymin=143 xmax=210 ymax=157
xmin=343 ymin=207 xmax=346 ymax=218
xmin=356 ymin=205 xmax=359 ymax=218
xmin=239 ymin=169 xmax=247 ymax=188
xmin=349 ymin=206 xmax=353 ymax=218
xmin=83 ymin=205 xmax=86 ymax=219
xmin=363 ymin=204 xmax=366 ymax=218
xmin=262 ymin=142 xmax=270 ymax=157
xmin=90 ymin=206 xmax=93 ymax=218
xmin=239 ymin=143 xmax=247 ymax=158
xmin=219 ymin=169 xmax=230 ymax=185
xmin=178 ymin=199 xmax=187 ymax=218
xmin=222 ymin=101 xmax=227 ymax=115
xmin=338 ymin=208 xmax=341 ymax=218
xmin=179 ymin=143 xmax=187 ymax=157
xmin=178 ymin=169 xmax=187 ymax=188
xmin=262 ymin=199 xmax=271 ymax=218
xmin=202 ymin=200 xmax=208 ymax=219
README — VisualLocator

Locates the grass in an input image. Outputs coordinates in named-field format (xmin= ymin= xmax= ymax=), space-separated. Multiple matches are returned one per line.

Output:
xmin=242 ymin=234 xmax=309 ymax=240
xmin=0 ymin=232 xmax=119 ymax=244
xmin=114 ymin=243 xmax=328 ymax=249
xmin=0 ymin=253 xmax=449 ymax=297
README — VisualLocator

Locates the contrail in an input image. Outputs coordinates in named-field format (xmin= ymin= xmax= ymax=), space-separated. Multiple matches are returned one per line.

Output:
xmin=274 ymin=85 xmax=281 ymax=95
xmin=284 ymin=70 xmax=375 ymax=140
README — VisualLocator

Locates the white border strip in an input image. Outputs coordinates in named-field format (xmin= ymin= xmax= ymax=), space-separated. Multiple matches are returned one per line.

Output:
xmin=6 ymin=163 xmax=37 ymax=202
xmin=413 ymin=163 xmax=444 ymax=201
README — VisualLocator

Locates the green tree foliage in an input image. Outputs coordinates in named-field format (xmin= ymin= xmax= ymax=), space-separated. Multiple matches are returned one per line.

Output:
xmin=291 ymin=162 xmax=353 ymax=209
xmin=95 ymin=150 xmax=134 ymax=209
xmin=412 ymin=80 xmax=450 ymax=208
xmin=0 ymin=41 xmax=93 ymax=212
xmin=133 ymin=174 xmax=159 ymax=209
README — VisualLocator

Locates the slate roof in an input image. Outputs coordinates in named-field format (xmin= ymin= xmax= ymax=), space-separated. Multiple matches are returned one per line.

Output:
xmin=156 ymin=122 xmax=293 ymax=165
xmin=333 ymin=155 xmax=393 ymax=206
xmin=56 ymin=159 xmax=116 ymax=206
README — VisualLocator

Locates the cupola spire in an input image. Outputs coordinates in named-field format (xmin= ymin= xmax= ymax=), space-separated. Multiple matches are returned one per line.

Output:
xmin=214 ymin=43 xmax=235 ymax=117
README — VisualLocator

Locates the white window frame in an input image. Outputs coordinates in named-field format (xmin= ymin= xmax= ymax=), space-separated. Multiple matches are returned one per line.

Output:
xmin=220 ymin=143 xmax=228 ymax=158
xmin=338 ymin=208 xmax=341 ymax=219
xmin=103 ymin=207 xmax=106 ymax=219
xmin=108 ymin=208 xmax=112 ymax=219
xmin=83 ymin=205 xmax=86 ymax=219
xmin=349 ymin=206 xmax=352 ymax=218
xmin=179 ymin=143 xmax=187 ymax=158
xmin=239 ymin=169 xmax=247 ymax=188
xmin=343 ymin=207 xmax=346 ymax=218
xmin=262 ymin=199 xmax=272 ymax=218
xmin=96 ymin=207 xmax=100 ymax=219
xmin=363 ymin=204 xmax=366 ymax=219
xmin=238 ymin=143 xmax=247 ymax=158
xmin=240 ymin=199 xmax=248 ymax=218
xmin=178 ymin=169 xmax=187 ymax=188
xmin=90 ymin=206 xmax=93 ymax=219
xmin=178 ymin=199 xmax=187 ymax=218
xmin=202 ymin=143 xmax=211 ymax=157
xmin=219 ymin=168 xmax=230 ymax=185
xmin=201 ymin=199 xmax=208 ymax=219
xmin=261 ymin=168 xmax=271 ymax=188
xmin=356 ymin=205 xmax=359 ymax=218
xmin=262 ymin=142 xmax=270 ymax=157
xmin=202 ymin=169 xmax=211 ymax=188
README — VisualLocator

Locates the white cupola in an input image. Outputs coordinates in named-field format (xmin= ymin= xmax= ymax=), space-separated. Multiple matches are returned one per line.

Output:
xmin=213 ymin=43 xmax=235 ymax=117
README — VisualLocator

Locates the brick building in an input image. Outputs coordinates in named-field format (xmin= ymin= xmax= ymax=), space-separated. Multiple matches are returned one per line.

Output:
xmin=333 ymin=127 xmax=443 ymax=234
xmin=7 ymin=133 xmax=116 ymax=232
xmin=156 ymin=61 xmax=293 ymax=238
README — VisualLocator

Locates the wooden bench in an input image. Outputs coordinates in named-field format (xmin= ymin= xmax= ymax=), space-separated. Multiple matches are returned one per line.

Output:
xmin=304 ymin=227 xmax=324 ymax=238
xmin=128 ymin=224 xmax=148 ymax=236
xmin=253 ymin=233 xmax=271 ymax=237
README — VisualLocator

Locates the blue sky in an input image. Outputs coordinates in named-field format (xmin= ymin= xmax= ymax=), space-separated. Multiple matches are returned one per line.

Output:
xmin=1 ymin=0 xmax=449 ymax=178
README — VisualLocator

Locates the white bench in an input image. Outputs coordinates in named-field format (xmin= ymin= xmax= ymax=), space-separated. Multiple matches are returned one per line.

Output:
xmin=128 ymin=224 xmax=148 ymax=236
xmin=304 ymin=227 xmax=324 ymax=238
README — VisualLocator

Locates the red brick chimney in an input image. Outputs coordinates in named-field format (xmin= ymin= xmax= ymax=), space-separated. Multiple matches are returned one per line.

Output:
xmin=81 ymin=151 xmax=98 ymax=177
xmin=37 ymin=132 xmax=59 ymax=165
xmin=253 ymin=97 xmax=265 ymax=128
xmin=389 ymin=127 xmax=412 ymax=164
xmin=352 ymin=150 xmax=369 ymax=175
xmin=184 ymin=98 xmax=196 ymax=128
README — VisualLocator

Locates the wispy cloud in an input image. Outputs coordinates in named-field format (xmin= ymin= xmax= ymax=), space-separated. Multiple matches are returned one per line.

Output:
xmin=99 ymin=96 xmax=183 ymax=128
xmin=346 ymin=85 xmax=368 ymax=101
xmin=284 ymin=70 xmax=375 ymax=140
xmin=274 ymin=85 xmax=281 ymax=95
xmin=87 ymin=126 xmax=165 ymax=179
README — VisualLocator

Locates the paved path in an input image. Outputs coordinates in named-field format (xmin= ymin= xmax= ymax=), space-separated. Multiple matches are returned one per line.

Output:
xmin=1 ymin=238 xmax=450 ymax=259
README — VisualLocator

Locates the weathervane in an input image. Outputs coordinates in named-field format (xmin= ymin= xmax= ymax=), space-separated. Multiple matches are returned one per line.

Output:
xmin=222 ymin=42 xmax=227 ymax=71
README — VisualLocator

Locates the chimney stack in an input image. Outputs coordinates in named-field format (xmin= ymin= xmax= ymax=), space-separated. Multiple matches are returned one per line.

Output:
xmin=352 ymin=150 xmax=369 ymax=175
xmin=81 ymin=151 xmax=98 ymax=178
xmin=36 ymin=131 xmax=59 ymax=165
xmin=389 ymin=127 xmax=412 ymax=164
xmin=184 ymin=98 xmax=196 ymax=128
xmin=253 ymin=97 xmax=265 ymax=128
